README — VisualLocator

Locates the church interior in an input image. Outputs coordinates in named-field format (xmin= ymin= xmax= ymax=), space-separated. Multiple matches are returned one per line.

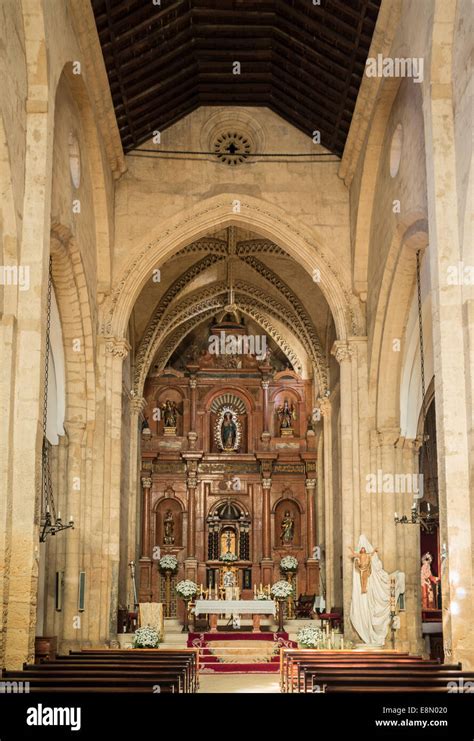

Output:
xmin=0 ymin=0 xmax=473 ymax=715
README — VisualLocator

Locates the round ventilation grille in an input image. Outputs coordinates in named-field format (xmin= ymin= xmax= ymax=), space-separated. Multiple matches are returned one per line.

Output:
xmin=213 ymin=132 xmax=251 ymax=165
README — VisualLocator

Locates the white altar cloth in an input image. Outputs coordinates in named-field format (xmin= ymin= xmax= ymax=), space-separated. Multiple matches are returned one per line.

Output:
xmin=194 ymin=600 xmax=276 ymax=616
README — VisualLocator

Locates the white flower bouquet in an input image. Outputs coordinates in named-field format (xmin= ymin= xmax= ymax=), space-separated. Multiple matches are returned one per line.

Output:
xmin=280 ymin=556 xmax=298 ymax=572
xmin=133 ymin=625 xmax=160 ymax=648
xmin=297 ymin=625 xmax=324 ymax=649
xmin=175 ymin=579 xmax=198 ymax=600
xmin=158 ymin=555 xmax=178 ymax=573
xmin=270 ymin=580 xmax=294 ymax=600
xmin=219 ymin=552 xmax=238 ymax=562
xmin=257 ymin=593 xmax=270 ymax=600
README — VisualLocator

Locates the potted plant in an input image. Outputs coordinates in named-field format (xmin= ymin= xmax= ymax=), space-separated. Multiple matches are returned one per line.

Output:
xmin=280 ymin=555 xmax=298 ymax=573
xmin=175 ymin=579 xmax=198 ymax=633
xmin=270 ymin=580 xmax=294 ymax=632
xmin=132 ymin=625 xmax=160 ymax=649
xmin=297 ymin=625 xmax=324 ymax=649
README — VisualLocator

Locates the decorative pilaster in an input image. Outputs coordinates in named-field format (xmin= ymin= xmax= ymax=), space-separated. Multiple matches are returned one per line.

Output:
xmin=260 ymin=477 xmax=273 ymax=585
xmin=189 ymin=377 xmax=197 ymax=432
xmin=319 ymin=397 xmax=334 ymax=608
xmin=140 ymin=477 xmax=152 ymax=560
xmin=305 ymin=478 xmax=319 ymax=593
xmin=261 ymin=380 xmax=269 ymax=433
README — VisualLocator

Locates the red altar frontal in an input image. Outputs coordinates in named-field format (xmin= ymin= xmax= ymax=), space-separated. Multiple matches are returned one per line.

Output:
xmin=137 ymin=328 xmax=319 ymax=619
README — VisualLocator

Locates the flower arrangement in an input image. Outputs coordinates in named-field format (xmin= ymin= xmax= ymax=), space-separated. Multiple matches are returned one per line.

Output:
xmin=280 ymin=556 xmax=298 ymax=572
xmin=270 ymin=580 xmax=294 ymax=600
xmin=219 ymin=552 xmax=238 ymax=562
xmin=175 ymin=579 xmax=198 ymax=600
xmin=158 ymin=555 xmax=178 ymax=573
xmin=297 ymin=625 xmax=324 ymax=649
xmin=133 ymin=626 xmax=160 ymax=648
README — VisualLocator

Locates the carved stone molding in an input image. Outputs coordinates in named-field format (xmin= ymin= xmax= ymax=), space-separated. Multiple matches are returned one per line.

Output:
xmin=331 ymin=340 xmax=353 ymax=364
xmin=104 ymin=336 xmax=130 ymax=358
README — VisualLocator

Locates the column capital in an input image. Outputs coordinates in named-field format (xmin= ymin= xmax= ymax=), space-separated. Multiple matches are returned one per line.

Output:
xmin=104 ymin=335 xmax=131 ymax=358
xmin=141 ymin=477 xmax=152 ymax=489
xmin=317 ymin=397 xmax=332 ymax=417
xmin=261 ymin=380 xmax=270 ymax=390
xmin=305 ymin=478 xmax=317 ymax=489
xmin=331 ymin=340 xmax=353 ymax=364
xmin=186 ymin=477 xmax=198 ymax=489
xmin=261 ymin=478 xmax=272 ymax=489
xmin=130 ymin=395 xmax=147 ymax=414
xmin=189 ymin=378 xmax=197 ymax=389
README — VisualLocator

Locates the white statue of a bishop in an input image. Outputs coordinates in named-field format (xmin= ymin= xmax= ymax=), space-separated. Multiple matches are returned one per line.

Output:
xmin=349 ymin=534 xmax=405 ymax=646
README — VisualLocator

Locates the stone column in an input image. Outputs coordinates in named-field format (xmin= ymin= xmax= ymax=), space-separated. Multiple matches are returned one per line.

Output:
xmin=102 ymin=336 xmax=130 ymax=645
xmin=377 ymin=427 xmax=401 ymax=574
xmin=424 ymin=42 xmax=474 ymax=666
xmin=140 ymin=477 xmax=152 ymax=560
xmin=125 ymin=396 xmax=146 ymax=604
xmin=62 ymin=421 xmax=86 ymax=650
xmin=319 ymin=397 xmax=334 ymax=609
xmin=182 ymin=453 xmax=201 ymax=582
xmin=305 ymin=478 xmax=319 ymax=593
xmin=397 ymin=437 xmax=424 ymax=655
xmin=260 ymin=478 xmax=273 ymax=585
xmin=331 ymin=341 xmax=356 ymax=639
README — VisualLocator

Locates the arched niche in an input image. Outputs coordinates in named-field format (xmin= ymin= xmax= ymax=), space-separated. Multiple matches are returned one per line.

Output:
xmin=207 ymin=391 xmax=249 ymax=454
xmin=154 ymin=387 xmax=185 ymax=437
xmin=153 ymin=490 xmax=184 ymax=548
xmin=274 ymin=495 xmax=302 ymax=548
xmin=271 ymin=388 xmax=303 ymax=438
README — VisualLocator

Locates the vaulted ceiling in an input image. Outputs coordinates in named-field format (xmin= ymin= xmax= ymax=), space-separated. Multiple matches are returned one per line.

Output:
xmin=92 ymin=0 xmax=381 ymax=156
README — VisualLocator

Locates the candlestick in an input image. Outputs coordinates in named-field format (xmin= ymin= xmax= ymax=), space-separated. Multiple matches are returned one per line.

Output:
xmin=57 ymin=511 xmax=61 ymax=521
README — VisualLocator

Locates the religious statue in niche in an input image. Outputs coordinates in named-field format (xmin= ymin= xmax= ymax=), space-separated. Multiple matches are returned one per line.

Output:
xmin=163 ymin=510 xmax=175 ymax=545
xmin=276 ymin=399 xmax=296 ymax=436
xmin=161 ymin=400 xmax=179 ymax=435
xmin=348 ymin=544 xmax=378 ymax=593
xmin=420 ymin=552 xmax=439 ymax=609
xmin=280 ymin=510 xmax=295 ymax=544
xmin=214 ymin=406 xmax=241 ymax=452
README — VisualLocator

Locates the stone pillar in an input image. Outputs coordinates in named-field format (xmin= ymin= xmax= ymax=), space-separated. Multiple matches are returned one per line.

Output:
xmin=125 ymin=396 xmax=146 ymax=604
xmin=102 ymin=336 xmax=130 ymax=645
xmin=319 ymin=397 xmax=334 ymax=609
xmin=377 ymin=427 xmax=401 ymax=574
xmin=397 ymin=437 xmax=424 ymax=656
xmin=423 ymin=40 xmax=474 ymax=666
xmin=305 ymin=478 xmax=319 ymax=593
xmin=62 ymin=421 xmax=86 ymax=650
xmin=331 ymin=340 xmax=356 ymax=639
xmin=140 ymin=477 xmax=152 ymax=560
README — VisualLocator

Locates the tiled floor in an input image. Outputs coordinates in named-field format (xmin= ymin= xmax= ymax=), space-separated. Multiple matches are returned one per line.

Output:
xmin=199 ymin=673 xmax=281 ymax=693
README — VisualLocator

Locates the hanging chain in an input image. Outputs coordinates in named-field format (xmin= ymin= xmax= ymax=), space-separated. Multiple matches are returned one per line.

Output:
xmin=41 ymin=258 xmax=55 ymax=522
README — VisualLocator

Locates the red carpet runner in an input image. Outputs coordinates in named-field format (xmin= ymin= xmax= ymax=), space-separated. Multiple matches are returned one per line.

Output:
xmin=188 ymin=632 xmax=297 ymax=673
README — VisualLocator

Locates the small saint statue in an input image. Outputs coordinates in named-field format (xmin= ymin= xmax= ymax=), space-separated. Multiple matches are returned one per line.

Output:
xmin=221 ymin=411 xmax=237 ymax=450
xmin=280 ymin=510 xmax=295 ymax=544
xmin=163 ymin=510 xmax=175 ymax=545
xmin=348 ymin=545 xmax=378 ymax=594
xmin=161 ymin=400 xmax=178 ymax=428
xmin=276 ymin=399 xmax=296 ymax=434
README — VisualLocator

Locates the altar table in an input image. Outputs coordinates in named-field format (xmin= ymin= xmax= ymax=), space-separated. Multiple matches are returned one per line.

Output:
xmin=194 ymin=600 xmax=276 ymax=632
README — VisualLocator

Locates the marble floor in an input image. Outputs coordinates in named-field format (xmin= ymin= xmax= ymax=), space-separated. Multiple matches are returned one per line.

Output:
xmin=199 ymin=674 xmax=281 ymax=693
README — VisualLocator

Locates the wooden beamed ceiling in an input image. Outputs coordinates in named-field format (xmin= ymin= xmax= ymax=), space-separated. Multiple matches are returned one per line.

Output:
xmin=92 ymin=0 xmax=381 ymax=156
